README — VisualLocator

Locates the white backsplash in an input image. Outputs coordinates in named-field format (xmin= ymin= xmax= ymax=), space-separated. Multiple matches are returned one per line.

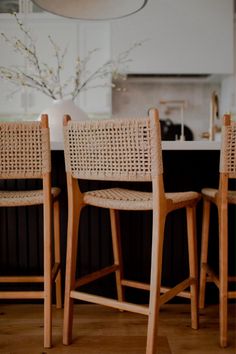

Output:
xmin=112 ymin=81 xmax=221 ymax=140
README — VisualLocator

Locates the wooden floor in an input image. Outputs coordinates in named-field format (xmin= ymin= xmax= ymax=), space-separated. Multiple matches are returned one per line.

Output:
xmin=0 ymin=303 xmax=235 ymax=354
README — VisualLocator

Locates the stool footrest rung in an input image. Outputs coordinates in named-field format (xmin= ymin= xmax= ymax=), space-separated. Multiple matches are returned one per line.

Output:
xmin=228 ymin=291 xmax=236 ymax=299
xmin=70 ymin=290 xmax=149 ymax=316
xmin=160 ymin=278 xmax=195 ymax=305
xmin=75 ymin=264 xmax=119 ymax=288
xmin=52 ymin=262 xmax=60 ymax=281
xmin=204 ymin=263 xmax=220 ymax=288
xmin=121 ymin=279 xmax=150 ymax=291
xmin=0 ymin=276 xmax=44 ymax=283
xmin=0 ymin=291 xmax=44 ymax=299
xmin=121 ymin=278 xmax=194 ymax=303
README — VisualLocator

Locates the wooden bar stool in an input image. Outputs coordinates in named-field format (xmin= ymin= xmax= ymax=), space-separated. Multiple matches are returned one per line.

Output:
xmin=199 ymin=113 xmax=236 ymax=347
xmin=62 ymin=108 xmax=200 ymax=354
xmin=0 ymin=115 xmax=62 ymax=348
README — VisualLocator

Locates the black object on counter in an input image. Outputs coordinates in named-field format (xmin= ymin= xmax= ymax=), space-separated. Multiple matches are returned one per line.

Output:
xmin=160 ymin=119 xmax=194 ymax=140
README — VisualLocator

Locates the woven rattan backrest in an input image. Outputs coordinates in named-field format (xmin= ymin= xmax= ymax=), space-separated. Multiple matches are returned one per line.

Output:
xmin=220 ymin=114 xmax=236 ymax=178
xmin=0 ymin=116 xmax=51 ymax=179
xmin=63 ymin=109 xmax=163 ymax=182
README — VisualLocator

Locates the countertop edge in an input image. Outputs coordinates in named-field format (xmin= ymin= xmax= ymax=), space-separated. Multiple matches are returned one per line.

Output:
xmin=161 ymin=141 xmax=221 ymax=150
xmin=51 ymin=141 xmax=221 ymax=151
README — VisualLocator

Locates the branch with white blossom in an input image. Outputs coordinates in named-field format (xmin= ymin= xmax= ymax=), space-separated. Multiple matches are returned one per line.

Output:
xmin=0 ymin=12 xmax=145 ymax=101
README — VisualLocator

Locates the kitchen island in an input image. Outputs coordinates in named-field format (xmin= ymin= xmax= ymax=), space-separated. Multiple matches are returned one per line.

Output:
xmin=1 ymin=141 xmax=235 ymax=305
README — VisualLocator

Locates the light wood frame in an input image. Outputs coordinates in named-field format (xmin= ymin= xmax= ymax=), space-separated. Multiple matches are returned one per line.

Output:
xmin=0 ymin=115 xmax=62 ymax=348
xmin=199 ymin=113 xmax=236 ymax=348
xmin=62 ymin=108 xmax=200 ymax=354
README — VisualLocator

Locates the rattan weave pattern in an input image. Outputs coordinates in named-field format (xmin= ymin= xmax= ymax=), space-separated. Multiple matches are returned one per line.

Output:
xmin=83 ymin=188 xmax=200 ymax=211
xmin=201 ymin=188 xmax=236 ymax=204
xmin=0 ymin=187 xmax=60 ymax=207
xmin=220 ymin=121 xmax=236 ymax=177
xmin=84 ymin=188 xmax=153 ymax=210
xmin=64 ymin=117 xmax=163 ymax=182
xmin=0 ymin=121 xmax=51 ymax=179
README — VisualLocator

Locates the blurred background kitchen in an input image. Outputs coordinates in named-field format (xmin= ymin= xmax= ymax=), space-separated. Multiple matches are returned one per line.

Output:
xmin=0 ymin=0 xmax=235 ymax=141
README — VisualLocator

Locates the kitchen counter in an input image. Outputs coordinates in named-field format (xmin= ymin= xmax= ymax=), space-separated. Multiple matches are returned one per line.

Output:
xmin=51 ymin=140 xmax=221 ymax=151
xmin=162 ymin=140 xmax=221 ymax=150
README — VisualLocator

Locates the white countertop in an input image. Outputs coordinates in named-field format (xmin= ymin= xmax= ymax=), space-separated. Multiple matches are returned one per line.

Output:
xmin=51 ymin=140 xmax=221 ymax=151
xmin=161 ymin=140 xmax=221 ymax=150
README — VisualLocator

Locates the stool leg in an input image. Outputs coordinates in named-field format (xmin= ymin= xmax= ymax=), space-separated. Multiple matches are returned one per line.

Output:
xmin=53 ymin=199 xmax=62 ymax=309
xmin=63 ymin=192 xmax=82 ymax=346
xmin=110 ymin=209 xmax=124 ymax=302
xmin=43 ymin=187 xmax=52 ymax=348
xmin=199 ymin=199 xmax=211 ymax=309
xmin=146 ymin=210 xmax=166 ymax=354
xmin=218 ymin=202 xmax=228 ymax=347
xmin=186 ymin=205 xmax=199 ymax=330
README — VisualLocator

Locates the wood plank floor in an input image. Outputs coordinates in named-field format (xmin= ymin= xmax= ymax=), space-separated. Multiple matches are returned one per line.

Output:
xmin=0 ymin=303 xmax=235 ymax=354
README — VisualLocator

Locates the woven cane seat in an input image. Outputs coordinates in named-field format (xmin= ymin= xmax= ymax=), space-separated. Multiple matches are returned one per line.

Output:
xmin=84 ymin=188 xmax=152 ymax=210
xmin=202 ymin=187 xmax=236 ymax=204
xmin=84 ymin=188 xmax=199 ymax=211
xmin=0 ymin=187 xmax=61 ymax=207
xmin=166 ymin=191 xmax=200 ymax=204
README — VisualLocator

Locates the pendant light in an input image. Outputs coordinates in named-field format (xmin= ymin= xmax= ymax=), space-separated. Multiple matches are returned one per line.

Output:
xmin=32 ymin=0 xmax=148 ymax=20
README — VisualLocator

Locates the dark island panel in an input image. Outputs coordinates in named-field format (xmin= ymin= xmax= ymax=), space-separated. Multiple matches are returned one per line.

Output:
xmin=1 ymin=149 xmax=235 ymax=304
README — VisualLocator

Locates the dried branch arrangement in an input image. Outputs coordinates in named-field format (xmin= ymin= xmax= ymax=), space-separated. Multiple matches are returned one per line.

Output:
xmin=0 ymin=13 xmax=143 ymax=100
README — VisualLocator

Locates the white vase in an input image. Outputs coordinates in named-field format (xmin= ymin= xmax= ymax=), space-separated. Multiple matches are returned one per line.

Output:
xmin=40 ymin=99 xmax=89 ymax=142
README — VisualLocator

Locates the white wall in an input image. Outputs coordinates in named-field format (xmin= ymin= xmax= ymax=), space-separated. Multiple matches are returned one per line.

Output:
xmin=112 ymin=80 xmax=220 ymax=140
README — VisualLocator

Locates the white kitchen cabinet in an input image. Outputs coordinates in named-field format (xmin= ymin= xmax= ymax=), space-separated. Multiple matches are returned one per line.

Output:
xmin=77 ymin=22 xmax=112 ymax=117
xmin=0 ymin=14 xmax=112 ymax=117
xmin=111 ymin=0 xmax=234 ymax=75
